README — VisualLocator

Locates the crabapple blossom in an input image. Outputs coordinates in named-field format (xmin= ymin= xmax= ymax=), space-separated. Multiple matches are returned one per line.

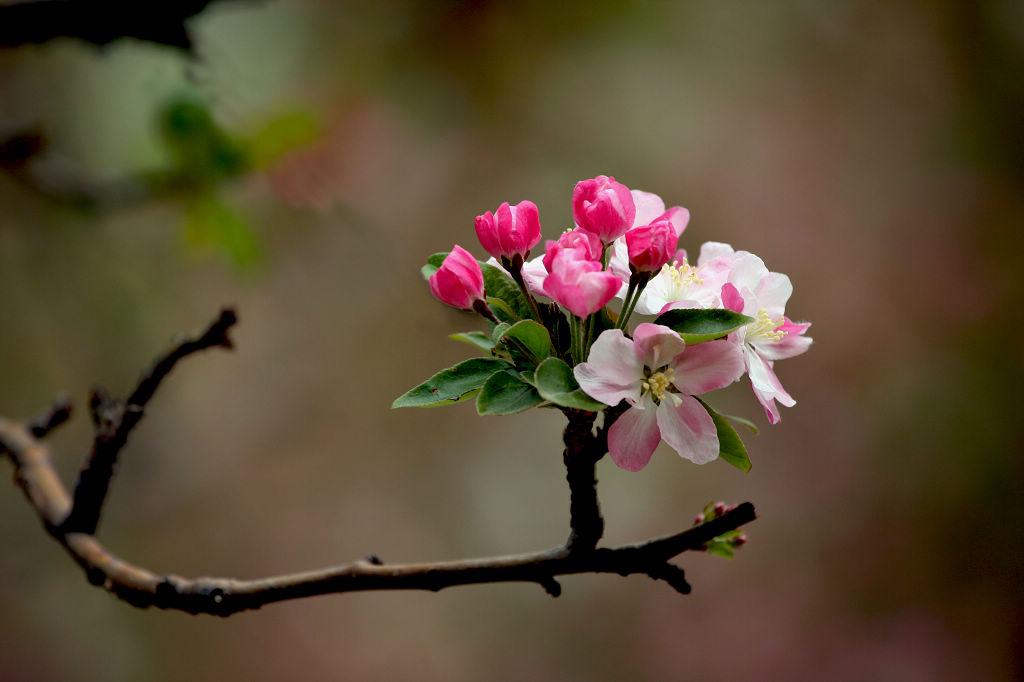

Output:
xmin=521 ymin=228 xmax=604 ymax=298
xmin=474 ymin=200 xmax=542 ymax=261
xmin=574 ymin=324 xmax=745 ymax=471
xmin=625 ymin=219 xmax=680 ymax=274
xmin=429 ymin=245 xmax=485 ymax=310
xmin=630 ymin=251 xmax=726 ymax=314
xmin=572 ymin=175 xmax=636 ymax=243
xmin=543 ymin=245 xmax=621 ymax=318
xmin=705 ymin=242 xmax=812 ymax=424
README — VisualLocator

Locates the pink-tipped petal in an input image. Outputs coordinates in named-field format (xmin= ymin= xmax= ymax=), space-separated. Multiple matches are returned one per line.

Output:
xmin=607 ymin=398 xmax=662 ymax=471
xmin=631 ymin=323 xmax=686 ymax=369
xmin=671 ymin=339 xmax=745 ymax=395
xmin=656 ymin=395 xmax=719 ymax=465
xmin=746 ymin=348 xmax=795 ymax=424
xmin=760 ymin=319 xmax=813 ymax=361
xmin=657 ymin=206 xmax=690 ymax=237
xmin=574 ymin=329 xmax=644 ymax=406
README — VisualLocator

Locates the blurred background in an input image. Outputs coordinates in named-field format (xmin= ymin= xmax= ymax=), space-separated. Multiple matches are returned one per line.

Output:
xmin=1 ymin=1 xmax=1021 ymax=680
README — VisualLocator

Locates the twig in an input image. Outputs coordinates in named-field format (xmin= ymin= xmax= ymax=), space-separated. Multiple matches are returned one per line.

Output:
xmin=0 ymin=308 xmax=757 ymax=616
xmin=60 ymin=308 xmax=236 ymax=535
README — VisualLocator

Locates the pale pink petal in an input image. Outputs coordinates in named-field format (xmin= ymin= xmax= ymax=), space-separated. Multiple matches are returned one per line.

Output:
xmin=671 ymin=339 xmax=745 ymax=395
xmin=746 ymin=347 xmax=795 ymax=424
xmin=697 ymin=241 xmax=737 ymax=266
xmin=631 ymin=323 xmax=686 ymax=369
xmin=607 ymin=237 xmax=632 ymax=291
xmin=656 ymin=395 xmax=719 ymax=464
xmin=520 ymin=255 xmax=550 ymax=298
xmin=726 ymin=253 xmax=769 ymax=307
xmin=754 ymin=272 xmax=793 ymax=316
xmin=607 ymin=397 xmax=662 ymax=471
xmin=630 ymin=190 xmax=665 ymax=227
xmin=574 ymin=329 xmax=644 ymax=406
xmin=759 ymin=319 xmax=813 ymax=361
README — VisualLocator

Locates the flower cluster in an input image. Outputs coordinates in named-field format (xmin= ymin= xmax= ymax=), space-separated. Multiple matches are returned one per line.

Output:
xmin=399 ymin=175 xmax=812 ymax=473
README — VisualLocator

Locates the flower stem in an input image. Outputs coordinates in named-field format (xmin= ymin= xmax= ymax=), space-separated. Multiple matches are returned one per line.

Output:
xmin=617 ymin=273 xmax=651 ymax=331
xmin=616 ymin=280 xmax=637 ymax=330
xmin=582 ymin=312 xmax=597 ymax=360
xmin=505 ymin=258 xmax=543 ymax=322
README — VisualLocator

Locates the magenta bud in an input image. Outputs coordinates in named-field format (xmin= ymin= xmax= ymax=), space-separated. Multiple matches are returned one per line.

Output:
xmin=429 ymin=245 xmax=485 ymax=310
xmin=625 ymin=218 xmax=679 ymax=273
xmin=475 ymin=200 xmax=542 ymax=261
xmin=713 ymin=502 xmax=727 ymax=517
xmin=731 ymin=533 xmax=749 ymax=547
xmin=572 ymin=175 xmax=636 ymax=244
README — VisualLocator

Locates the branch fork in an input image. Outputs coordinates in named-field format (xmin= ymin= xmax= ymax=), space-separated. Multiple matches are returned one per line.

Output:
xmin=1 ymin=308 xmax=756 ymax=616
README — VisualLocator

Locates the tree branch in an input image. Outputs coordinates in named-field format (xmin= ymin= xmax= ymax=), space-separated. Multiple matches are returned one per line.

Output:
xmin=0 ymin=308 xmax=757 ymax=616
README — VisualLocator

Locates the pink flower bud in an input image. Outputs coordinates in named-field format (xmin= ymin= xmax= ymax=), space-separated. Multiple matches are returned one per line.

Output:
xmin=474 ymin=200 xmax=542 ymax=261
xmin=429 ymin=245 xmax=485 ymax=310
xmin=572 ymin=175 xmax=636 ymax=243
xmin=625 ymin=219 xmax=680 ymax=273
xmin=543 ymin=248 xmax=623 ymax=318
xmin=541 ymin=228 xmax=602 ymax=273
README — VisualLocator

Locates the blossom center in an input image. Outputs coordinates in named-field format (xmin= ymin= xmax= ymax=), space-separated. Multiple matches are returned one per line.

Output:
xmin=748 ymin=308 xmax=786 ymax=343
xmin=641 ymin=368 xmax=682 ymax=407
xmin=659 ymin=258 xmax=704 ymax=298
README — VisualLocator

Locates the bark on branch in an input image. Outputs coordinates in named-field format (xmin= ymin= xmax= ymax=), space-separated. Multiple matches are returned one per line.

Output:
xmin=0 ymin=308 xmax=757 ymax=616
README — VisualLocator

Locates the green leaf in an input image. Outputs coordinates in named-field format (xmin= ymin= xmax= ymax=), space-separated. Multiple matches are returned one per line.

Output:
xmin=476 ymin=370 xmax=544 ymax=415
xmin=722 ymin=413 xmax=759 ymax=435
xmin=534 ymin=357 xmax=607 ymax=411
xmin=697 ymin=398 xmax=752 ymax=472
xmin=450 ymin=331 xmax=495 ymax=351
xmin=705 ymin=541 xmax=735 ymax=559
xmin=491 ymin=322 xmax=512 ymax=343
xmin=480 ymin=262 xmax=533 ymax=321
xmin=495 ymin=320 xmax=551 ymax=365
xmin=652 ymin=309 xmax=754 ymax=344
xmin=392 ymin=358 xmax=511 ymax=408
xmin=421 ymin=252 xmax=448 ymax=281
xmin=486 ymin=297 xmax=518 ymax=324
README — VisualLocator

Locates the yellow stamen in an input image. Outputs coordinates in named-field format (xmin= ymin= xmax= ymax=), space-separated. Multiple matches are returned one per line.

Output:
xmin=750 ymin=308 xmax=787 ymax=343
xmin=641 ymin=367 xmax=680 ymax=405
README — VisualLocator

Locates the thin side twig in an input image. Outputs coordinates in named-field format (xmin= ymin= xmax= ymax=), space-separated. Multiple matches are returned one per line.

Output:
xmin=61 ymin=308 xmax=237 ymax=535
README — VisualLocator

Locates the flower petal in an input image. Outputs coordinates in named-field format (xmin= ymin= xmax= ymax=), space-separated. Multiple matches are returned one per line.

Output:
xmin=745 ymin=347 xmax=795 ymax=424
xmin=630 ymin=190 xmax=666 ymax=227
xmin=759 ymin=319 xmax=813 ymax=361
xmin=656 ymin=395 xmax=719 ymax=464
xmin=574 ymin=329 xmax=644 ymax=406
xmin=670 ymin=339 xmax=745 ymax=395
xmin=608 ymin=398 xmax=662 ymax=471
xmin=631 ymin=323 xmax=686 ymax=369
